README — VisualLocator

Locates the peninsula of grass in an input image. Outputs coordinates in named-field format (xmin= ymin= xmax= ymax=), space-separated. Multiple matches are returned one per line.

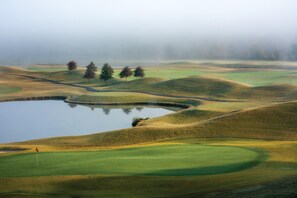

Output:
xmin=66 ymin=92 xmax=199 ymax=108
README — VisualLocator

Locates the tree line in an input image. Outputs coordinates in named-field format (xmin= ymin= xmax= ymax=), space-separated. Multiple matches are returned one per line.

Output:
xmin=67 ymin=61 xmax=145 ymax=84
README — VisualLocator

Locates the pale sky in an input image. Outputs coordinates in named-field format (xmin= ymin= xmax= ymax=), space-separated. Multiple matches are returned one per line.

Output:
xmin=0 ymin=0 xmax=297 ymax=64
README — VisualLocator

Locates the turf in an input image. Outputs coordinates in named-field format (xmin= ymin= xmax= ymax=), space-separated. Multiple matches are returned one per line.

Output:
xmin=222 ymin=70 xmax=297 ymax=86
xmin=68 ymin=91 xmax=200 ymax=107
xmin=0 ymin=84 xmax=21 ymax=94
xmin=0 ymin=144 xmax=261 ymax=178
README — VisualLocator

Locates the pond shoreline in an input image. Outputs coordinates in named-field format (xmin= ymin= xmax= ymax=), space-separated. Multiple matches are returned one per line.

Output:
xmin=0 ymin=99 xmax=179 ymax=143
xmin=0 ymin=95 xmax=191 ymax=109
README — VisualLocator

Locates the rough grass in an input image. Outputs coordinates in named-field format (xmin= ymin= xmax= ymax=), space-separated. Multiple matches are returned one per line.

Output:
xmin=143 ymin=108 xmax=222 ymax=126
xmin=110 ymin=76 xmax=297 ymax=100
xmin=4 ymin=65 xmax=297 ymax=101
xmin=110 ymin=76 xmax=249 ymax=99
xmin=0 ymin=84 xmax=21 ymax=94
xmin=22 ymin=101 xmax=297 ymax=148
xmin=152 ymin=76 xmax=247 ymax=97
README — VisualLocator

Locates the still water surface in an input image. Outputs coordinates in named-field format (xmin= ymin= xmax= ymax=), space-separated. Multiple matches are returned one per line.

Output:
xmin=0 ymin=100 xmax=176 ymax=143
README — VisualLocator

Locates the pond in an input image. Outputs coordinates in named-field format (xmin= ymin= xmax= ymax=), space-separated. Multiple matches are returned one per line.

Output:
xmin=0 ymin=100 xmax=177 ymax=143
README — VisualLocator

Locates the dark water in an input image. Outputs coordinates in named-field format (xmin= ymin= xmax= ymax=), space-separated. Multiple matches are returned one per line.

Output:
xmin=0 ymin=100 xmax=176 ymax=143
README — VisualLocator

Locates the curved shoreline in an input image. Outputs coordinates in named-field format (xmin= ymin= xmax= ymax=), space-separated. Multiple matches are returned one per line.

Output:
xmin=0 ymin=95 xmax=191 ymax=109
xmin=65 ymin=97 xmax=191 ymax=109
xmin=0 ymin=96 xmax=67 ymax=102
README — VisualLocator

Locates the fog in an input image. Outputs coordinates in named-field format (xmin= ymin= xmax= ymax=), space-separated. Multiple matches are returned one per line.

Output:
xmin=0 ymin=0 xmax=297 ymax=65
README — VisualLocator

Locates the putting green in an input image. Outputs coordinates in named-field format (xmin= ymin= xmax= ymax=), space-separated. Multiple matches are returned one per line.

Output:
xmin=0 ymin=144 xmax=263 ymax=178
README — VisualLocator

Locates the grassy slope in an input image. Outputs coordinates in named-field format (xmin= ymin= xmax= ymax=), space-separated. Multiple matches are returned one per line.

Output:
xmin=21 ymin=101 xmax=297 ymax=148
xmin=110 ymin=76 xmax=247 ymax=98
xmin=0 ymin=66 xmax=87 ymax=101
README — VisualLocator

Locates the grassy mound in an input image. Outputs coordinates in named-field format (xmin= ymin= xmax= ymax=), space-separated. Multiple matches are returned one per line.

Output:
xmin=0 ymin=144 xmax=261 ymax=178
xmin=111 ymin=77 xmax=166 ymax=90
xmin=110 ymin=76 xmax=297 ymax=100
xmin=111 ymin=76 xmax=248 ymax=99
xmin=153 ymin=76 xmax=246 ymax=96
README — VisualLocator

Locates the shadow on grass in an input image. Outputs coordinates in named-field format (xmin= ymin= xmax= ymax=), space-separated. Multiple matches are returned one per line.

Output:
xmin=144 ymin=160 xmax=262 ymax=176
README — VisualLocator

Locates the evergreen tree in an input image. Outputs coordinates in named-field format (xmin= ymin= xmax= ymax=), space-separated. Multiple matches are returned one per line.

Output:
xmin=133 ymin=66 xmax=145 ymax=78
xmin=67 ymin=61 xmax=77 ymax=71
xmin=99 ymin=63 xmax=114 ymax=85
xmin=83 ymin=62 xmax=97 ymax=79
xmin=119 ymin=66 xmax=132 ymax=81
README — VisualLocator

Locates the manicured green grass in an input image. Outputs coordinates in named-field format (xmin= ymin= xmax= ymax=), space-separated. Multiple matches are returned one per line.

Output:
xmin=69 ymin=91 xmax=200 ymax=106
xmin=0 ymin=144 xmax=261 ymax=178
xmin=222 ymin=70 xmax=297 ymax=86
xmin=143 ymin=68 xmax=208 ymax=79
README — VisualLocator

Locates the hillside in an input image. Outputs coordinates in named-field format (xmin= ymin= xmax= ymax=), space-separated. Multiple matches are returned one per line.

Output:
xmin=22 ymin=101 xmax=297 ymax=148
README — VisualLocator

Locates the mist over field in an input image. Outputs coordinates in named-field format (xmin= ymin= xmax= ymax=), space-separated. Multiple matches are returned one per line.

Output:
xmin=0 ymin=0 xmax=297 ymax=65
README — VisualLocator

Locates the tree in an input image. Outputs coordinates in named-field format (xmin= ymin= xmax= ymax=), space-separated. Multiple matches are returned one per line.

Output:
xmin=133 ymin=66 xmax=145 ymax=78
xmin=67 ymin=61 xmax=77 ymax=71
xmin=83 ymin=62 xmax=97 ymax=79
xmin=119 ymin=66 xmax=132 ymax=81
xmin=100 ymin=63 xmax=114 ymax=85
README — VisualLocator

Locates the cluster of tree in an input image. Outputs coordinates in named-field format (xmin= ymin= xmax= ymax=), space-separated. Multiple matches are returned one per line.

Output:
xmin=67 ymin=61 xmax=145 ymax=84
xmin=119 ymin=66 xmax=145 ymax=81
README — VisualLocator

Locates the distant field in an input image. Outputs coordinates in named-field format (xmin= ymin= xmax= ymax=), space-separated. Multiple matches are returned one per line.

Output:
xmin=21 ymin=61 xmax=297 ymax=86
xmin=25 ymin=65 xmax=67 ymax=72
xmin=221 ymin=70 xmax=297 ymax=86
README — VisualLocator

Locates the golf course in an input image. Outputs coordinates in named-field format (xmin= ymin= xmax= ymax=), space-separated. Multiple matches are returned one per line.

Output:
xmin=0 ymin=60 xmax=297 ymax=197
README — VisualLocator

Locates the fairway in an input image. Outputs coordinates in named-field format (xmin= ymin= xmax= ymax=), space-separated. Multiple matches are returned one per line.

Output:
xmin=0 ymin=144 xmax=262 ymax=178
